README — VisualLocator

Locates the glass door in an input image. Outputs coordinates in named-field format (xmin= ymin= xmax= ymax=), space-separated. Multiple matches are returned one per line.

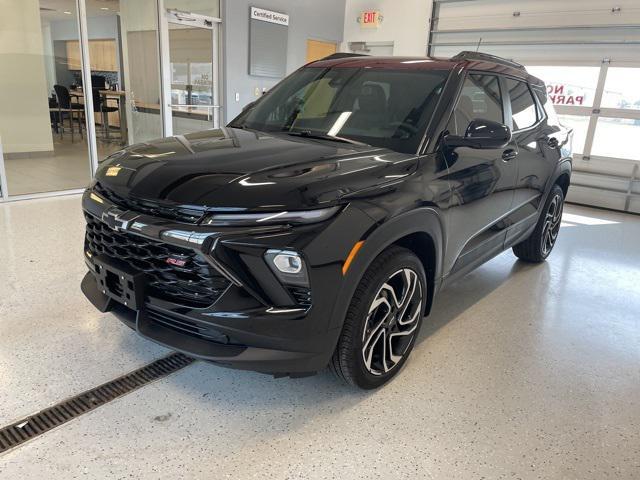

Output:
xmin=161 ymin=10 xmax=221 ymax=136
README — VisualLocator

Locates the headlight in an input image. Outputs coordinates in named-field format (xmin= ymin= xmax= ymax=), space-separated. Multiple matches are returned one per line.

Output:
xmin=201 ymin=206 xmax=339 ymax=226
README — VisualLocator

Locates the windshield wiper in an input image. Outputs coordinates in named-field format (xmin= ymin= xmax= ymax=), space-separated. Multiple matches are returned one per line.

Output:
xmin=285 ymin=130 xmax=367 ymax=146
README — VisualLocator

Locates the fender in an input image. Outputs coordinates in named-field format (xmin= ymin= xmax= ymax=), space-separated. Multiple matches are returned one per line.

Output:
xmin=327 ymin=207 xmax=445 ymax=332
xmin=553 ymin=157 xmax=572 ymax=185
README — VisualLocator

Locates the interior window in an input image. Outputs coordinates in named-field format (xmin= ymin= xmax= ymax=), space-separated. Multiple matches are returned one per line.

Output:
xmin=449 ymin=74 xmax=503 ymax=135
xmin=506 ymin=78 xmax=538 ymax=130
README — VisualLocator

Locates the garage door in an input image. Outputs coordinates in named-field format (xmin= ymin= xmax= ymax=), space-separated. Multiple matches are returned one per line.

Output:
xmin=428 ymin=0 xmax=640 ymax=213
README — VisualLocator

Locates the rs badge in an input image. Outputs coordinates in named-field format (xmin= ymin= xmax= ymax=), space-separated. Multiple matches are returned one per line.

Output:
xmin=166 ymin=256 xmax=188 ymax=267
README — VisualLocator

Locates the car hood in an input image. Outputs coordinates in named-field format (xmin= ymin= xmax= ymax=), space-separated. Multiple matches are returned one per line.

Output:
xmin=94 ymin=127 xmax=418 ymax=211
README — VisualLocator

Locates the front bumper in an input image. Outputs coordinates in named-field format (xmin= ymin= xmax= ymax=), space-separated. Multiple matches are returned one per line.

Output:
xmin=80 ymin=189 xmax=375 ymax=374
xmin=82 ymin=272 xmax=331 ymax=375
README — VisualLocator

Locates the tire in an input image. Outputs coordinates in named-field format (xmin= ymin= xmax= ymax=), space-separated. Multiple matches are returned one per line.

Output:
xmin=512 ymin=184 xmax=564 ymax=263
xmin=330 ymin=246 xmax=427 ymax=389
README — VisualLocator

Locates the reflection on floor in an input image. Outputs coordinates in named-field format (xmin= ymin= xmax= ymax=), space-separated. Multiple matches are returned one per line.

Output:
xmin=4 ymin=134 xmax=122 ymax=196
xmin=0 ymin=199 xmax=638 ymax=478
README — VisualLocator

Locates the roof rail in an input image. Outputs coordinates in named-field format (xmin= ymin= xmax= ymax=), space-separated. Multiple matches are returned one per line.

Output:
xmin=451 ymin=51 xmax=525 ymax=70
xmin=318 ymin=53 xmax=369 ymax=61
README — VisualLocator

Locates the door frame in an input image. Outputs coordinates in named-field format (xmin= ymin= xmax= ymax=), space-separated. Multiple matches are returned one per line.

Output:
xmin=158 ymin=7 xmax=223 ymax=137
xmin=0 ymin=138 xmax=7 ymax=201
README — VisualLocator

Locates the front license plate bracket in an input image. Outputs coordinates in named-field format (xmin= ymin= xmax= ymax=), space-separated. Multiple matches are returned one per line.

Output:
xmin=94 ymin=256 xmax=145 ymax=310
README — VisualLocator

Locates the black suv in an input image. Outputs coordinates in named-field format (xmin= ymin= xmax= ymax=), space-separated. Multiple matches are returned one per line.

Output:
xmin=81 ymin=52 xmax=572 ymax=389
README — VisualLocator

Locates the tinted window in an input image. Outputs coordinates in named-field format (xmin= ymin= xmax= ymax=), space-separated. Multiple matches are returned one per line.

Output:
xmin=231 ymin=67 xmax=449 ymax=154
xmin=506 ymin=78 xmax=538 ymax=130
xmin=448 ymin=74 xmax=503 ymax=135
xmin=534 ymin=87 xmax=560 ymax=127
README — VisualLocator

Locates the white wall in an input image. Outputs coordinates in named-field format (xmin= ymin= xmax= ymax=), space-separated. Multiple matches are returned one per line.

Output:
xmin=49 ymin=16 xmax=118 ymax=41
xmin=0 ymin=0 xmax=53 ymax=155
xmin=342 ymin=0 xmax=431 ymax=56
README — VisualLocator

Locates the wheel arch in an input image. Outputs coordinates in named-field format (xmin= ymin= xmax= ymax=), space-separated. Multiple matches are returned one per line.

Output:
xmin=393 ymin=232 xmax=437 ymax=317
xmin=554 ymin=171 xmax=571 ymax=198
xmin=551 ymin=158 xmax=572 ymax=198
xmin=328 ymin=207 xmax=445 ymax=331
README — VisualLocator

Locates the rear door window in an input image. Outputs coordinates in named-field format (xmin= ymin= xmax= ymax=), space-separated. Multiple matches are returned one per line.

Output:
xmin=505 ymin=78 xmax=538 ymax=131
xmin=533 ymin=87 xmax=560 ymax=127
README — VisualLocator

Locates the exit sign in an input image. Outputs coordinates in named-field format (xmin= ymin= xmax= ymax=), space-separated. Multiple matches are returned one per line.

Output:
xmin=360 ymin=10 xmax=381 ymax=28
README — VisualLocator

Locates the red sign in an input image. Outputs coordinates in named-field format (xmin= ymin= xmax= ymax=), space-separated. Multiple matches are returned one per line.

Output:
xmin=360 ymin=10 xmax=381 ymax=27
xmin=547 ymin=84 xmax=584 ymax=106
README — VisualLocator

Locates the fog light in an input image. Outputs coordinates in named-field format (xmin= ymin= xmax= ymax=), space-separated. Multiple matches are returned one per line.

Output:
xmin=264 ymin=249 xmax=309 ymax=287
xmin=272 ymin=251 xmax=302 ymax=274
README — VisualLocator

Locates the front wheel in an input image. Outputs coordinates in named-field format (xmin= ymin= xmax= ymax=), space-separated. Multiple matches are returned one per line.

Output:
xmin=330 ymin=246 xmax=427 ymax=389
xmin=513 ymin=184 xmax=564 ymax=262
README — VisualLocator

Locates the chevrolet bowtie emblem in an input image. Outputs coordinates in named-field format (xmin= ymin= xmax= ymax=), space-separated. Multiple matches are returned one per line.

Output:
xmin=101 ymin=208 xmax=129 ymax=231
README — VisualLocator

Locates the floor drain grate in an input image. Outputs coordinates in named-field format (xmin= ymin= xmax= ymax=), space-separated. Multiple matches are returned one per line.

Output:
xmin=0 ymin=352 xmax=194 ymax=454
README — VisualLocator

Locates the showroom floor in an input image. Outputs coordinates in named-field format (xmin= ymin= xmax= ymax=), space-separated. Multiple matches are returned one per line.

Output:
xmin=0 ymin=195 xmax=638 ymax=479
xmin=3 ymin=135 xmax=121 ymax=196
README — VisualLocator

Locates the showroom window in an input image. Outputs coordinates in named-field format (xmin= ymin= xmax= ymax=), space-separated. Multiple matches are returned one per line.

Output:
xmin=600 ymin=68 xmax=640 ymax=111
xmin=526 ymin=66 xmax=600 ymax=108
xmin=591 ymin=117 xmax=640 ymax=161
xmin=556 ymin=114 xmax=589 ymax=155
xmin=505 ymin=78 xmax=537 ymax=131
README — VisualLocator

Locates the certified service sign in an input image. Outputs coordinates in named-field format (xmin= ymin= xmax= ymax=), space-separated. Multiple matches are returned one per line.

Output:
xmin=251 ymin=6 xmax=289 ymax=26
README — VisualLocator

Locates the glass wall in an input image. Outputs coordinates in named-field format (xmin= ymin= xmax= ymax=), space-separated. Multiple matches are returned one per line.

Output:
xmin=0 ymin=0 xmax=221 ymax=201
xmin=0 ymin=0 xmax=92 ymax=197
xmin=85 ymin=0 xmax=163 ymax=153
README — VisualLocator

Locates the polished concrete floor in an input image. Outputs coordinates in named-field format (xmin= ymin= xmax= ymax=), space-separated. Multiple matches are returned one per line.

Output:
xmin=4 ymin=135 xmax=121 ymax=196
xmin=0 ymin=196 xmax=638 ymax=479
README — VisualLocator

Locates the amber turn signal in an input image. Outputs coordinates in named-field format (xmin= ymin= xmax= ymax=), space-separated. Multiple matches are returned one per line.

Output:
xmin=342 ymin=240 xmax=365 ymax=275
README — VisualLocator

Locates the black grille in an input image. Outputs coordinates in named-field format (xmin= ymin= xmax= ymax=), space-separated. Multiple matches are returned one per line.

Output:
xmin=289 ymin=286 xmax=312 ymax=309
xmin=94 ymin=183 xmax=205 ymax=224
xmin=145 ymin=306 xmax=230 ymax=343
xmin=85 ymin=214 xmax=230 ymax=307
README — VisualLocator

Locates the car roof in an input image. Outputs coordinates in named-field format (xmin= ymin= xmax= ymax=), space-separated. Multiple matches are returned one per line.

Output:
xmin=309 ymin=53 xmax=544 ymax=87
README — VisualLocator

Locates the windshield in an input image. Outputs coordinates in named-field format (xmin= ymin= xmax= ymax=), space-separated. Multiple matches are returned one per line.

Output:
xmin=230 ymin=67 xmax=449 ymax=154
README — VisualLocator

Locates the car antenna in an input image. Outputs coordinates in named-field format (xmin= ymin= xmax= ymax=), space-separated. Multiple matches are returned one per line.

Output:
xmin=475 ymin=37 xmax=482 ymax=52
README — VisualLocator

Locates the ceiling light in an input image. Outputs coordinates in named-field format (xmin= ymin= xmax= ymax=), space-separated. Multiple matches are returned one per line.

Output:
xmin=63 ymin=10 xmax=72 ymax=15
xmin=100 ymin=7 xmax=109 ymax=10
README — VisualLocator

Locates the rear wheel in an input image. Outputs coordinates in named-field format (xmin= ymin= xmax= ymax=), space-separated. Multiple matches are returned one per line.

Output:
xmin=513 ymin=184 xmax=564 ymax=262
xmin=330 ymin=246 xmax=427 ymax=389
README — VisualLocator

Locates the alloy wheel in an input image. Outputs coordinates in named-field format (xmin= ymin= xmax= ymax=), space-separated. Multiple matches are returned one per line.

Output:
xmin=361 ymin=268 xmax=423 ymax=376
xmin=542 ymin=193 xmax=563 ymax=256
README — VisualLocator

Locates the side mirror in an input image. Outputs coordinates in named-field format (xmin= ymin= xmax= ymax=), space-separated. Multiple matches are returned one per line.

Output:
xmin=444 ymin=119 xmax=512 ymax=150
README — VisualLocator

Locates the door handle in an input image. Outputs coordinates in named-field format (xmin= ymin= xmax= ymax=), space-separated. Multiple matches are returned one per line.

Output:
xmin=501 ymin=149 xmax=518 ymax=162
